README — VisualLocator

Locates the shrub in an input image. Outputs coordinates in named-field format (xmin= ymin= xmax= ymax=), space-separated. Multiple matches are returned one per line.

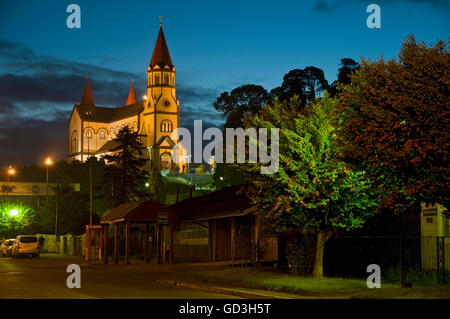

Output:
xmin=384 ymin=264 xmax=438 ymax=285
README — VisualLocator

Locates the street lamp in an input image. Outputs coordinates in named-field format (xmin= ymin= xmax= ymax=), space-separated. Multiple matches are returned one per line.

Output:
xmin=44 ymin=157 xmax=52 ymax=201
xmin=186 ymin=154 xmax=192 ymax=182
xmin=147 ymin=146 xmax=153 ymax=171
xmin=9 ymin=209 xmax=18 ymax=217
xmin=6 ymin=165 xmax=15 ymax=197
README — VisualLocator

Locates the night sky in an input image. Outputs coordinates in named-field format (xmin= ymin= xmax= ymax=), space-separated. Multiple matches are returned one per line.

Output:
xmin=0 ymin=0 xmax=448 ymax=167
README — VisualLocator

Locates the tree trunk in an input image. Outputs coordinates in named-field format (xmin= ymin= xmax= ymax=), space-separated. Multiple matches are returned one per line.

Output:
xmin=312 ymin=230 xmax=331 ymax=278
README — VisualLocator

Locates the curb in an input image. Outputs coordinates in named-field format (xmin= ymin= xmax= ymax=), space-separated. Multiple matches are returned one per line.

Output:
xmin=157 ymin=279 xmax=291 ymax=299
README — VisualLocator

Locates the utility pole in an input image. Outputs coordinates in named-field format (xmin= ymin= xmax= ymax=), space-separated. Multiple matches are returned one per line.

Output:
xmin=85 ymin=111 xmax=93 ymax=226
xmin=6 ymin=165 xmax=15 ymax=198
xmin=55 ymin=184 xmax=59 ymax=236
xmin=400 ymin=209 xmax=407 ymax=288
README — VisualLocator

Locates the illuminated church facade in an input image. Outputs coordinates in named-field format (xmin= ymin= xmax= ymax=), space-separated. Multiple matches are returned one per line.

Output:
xmin=67 ymin=24 xmax=186 ymax=172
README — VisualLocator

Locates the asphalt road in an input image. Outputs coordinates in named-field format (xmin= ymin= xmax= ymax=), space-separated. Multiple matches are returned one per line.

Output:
xmin=0 ymin=254 xmax=241 ymax=299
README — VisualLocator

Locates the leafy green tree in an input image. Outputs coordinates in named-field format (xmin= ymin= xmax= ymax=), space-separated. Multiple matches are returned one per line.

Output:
xmin=0 ymin=200 xmax=36 ymax=238
xmin=242 ymin=95 xmax=377 ymax=277
xmin=339 ymin=36 xmax=450 ymax=210
xmin=103 ymin=126 xmax=150 ymax=207
xmin=37 ymin=179 xmax=91 ymax=235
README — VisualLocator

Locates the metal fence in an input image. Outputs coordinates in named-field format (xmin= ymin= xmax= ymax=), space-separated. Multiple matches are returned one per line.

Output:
xmin=323 ymin=235 xmax=449 ymax=283
xmin=421 ymin=236 xmax=450 ymax=282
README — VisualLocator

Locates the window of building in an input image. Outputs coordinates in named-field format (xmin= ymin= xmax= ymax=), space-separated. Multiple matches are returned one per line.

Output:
xmin=164 ymin=74 xmax=169 ymax=85
xmin=71 ymin=131 xmax=78 ymax=153
xmin=86 ymin=129 xmax=92 ymax=138
xmin=160 ymin=119 xmax=173 ymax=133
xmin=99 ymin=131 xmax=106 ymax=139
xmin=155 ymin=74 xmax=160 ymax=85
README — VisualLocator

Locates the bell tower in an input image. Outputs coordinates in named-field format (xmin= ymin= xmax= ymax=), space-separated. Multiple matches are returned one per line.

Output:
xmin=143 ymin=22 xmax=181 ymax=171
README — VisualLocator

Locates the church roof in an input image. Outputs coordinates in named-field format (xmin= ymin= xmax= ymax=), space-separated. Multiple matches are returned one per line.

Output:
xmin=126 ymin=81 xmax=137 ymax=106
xmin=149 ymin=26 xmax=173 ymax=69
xmin=75 ymin=101 xmax=144 ymax=123
xmin=95 ymin=140 xmax=121 ymax=155
xmin=169 ymin=185 xmax=256 ymax=221
xmin=81 ymin=78 xmax=95 ymax=105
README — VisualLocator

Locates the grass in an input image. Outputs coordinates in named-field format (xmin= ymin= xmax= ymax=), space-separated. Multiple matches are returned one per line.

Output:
xmin=191 ymin=267 xmax=450 ymax=298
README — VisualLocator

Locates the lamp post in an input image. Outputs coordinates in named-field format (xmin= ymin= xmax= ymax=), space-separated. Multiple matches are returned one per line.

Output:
xmin=147 ymin=146 xmax=153 ymax=171
xmin=186 ymin=154 xmax=191 ymax=182
xmin=85 ymin=111 xmax=93 ymax=226
xmin=44 ymin=157 xmax=52 ymax=201
xmin=6 ymin=165 xmax=15 ymax=197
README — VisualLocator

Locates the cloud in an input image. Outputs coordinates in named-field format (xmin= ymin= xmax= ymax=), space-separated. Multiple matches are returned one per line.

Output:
xmin=0 ymin=40 xmax=224 ymax=166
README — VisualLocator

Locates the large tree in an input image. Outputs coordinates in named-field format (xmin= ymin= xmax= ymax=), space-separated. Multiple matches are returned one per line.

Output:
xmin=242 ymin=95 xmax=377 ymax=277
xmin=103 ymin=126 xmax=150 ymax=207
xmin=271 ymin=66 xmax=329 ymax=105
xmin=213 ymin=84 xmax=271 ymax=128
xmin=339 ymin=36 xmax=450 ymax=210
xmin=0 ymin=200 xmax=36 ymax=238
xmin=328 ymin=58 xmax=360 ymax=97
xmin=36 ymin=179 xmax=91 ymax=235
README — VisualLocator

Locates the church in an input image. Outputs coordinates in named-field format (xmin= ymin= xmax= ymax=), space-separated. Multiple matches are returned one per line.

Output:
xmin=67 ymin=24 xmax=186 ymax=172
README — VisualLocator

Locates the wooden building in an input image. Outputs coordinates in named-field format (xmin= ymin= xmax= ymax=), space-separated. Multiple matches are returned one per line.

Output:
xmin=98 ymin=186 xmax=278 ymax=265
xmin=170 ymin=186 xmax=278 ymax=264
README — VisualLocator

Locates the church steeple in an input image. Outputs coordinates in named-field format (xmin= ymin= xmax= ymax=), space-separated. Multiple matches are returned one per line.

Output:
xmin=81 ymin=77 xmax=95 ymax=105
xmin=149 ymin=25 xmax=173 ymax=70
xmin=126 ymin=80 xmax=137 ymax=105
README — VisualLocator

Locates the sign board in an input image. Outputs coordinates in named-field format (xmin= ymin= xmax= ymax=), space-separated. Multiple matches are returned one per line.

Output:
xmin=157 ymin=212 xmax=169 ymax=224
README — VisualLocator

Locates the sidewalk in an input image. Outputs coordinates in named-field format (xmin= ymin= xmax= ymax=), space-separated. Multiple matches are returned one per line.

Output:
xmin=156 ymin=278 xmax=344 ymax=299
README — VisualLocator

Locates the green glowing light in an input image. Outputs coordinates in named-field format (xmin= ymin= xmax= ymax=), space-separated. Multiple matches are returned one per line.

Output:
xmin=9 ymin=209 xmax=19 ymax=217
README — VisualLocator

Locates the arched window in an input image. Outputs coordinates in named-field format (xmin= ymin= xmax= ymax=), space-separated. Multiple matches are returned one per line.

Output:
xmin=86 ymin=129 xmax=92 ymax=138
xmin=99 ymin=131 xmax=106 ymax=139
xmin=155 ymin=74 xmax=160 ymax=85
xmin=71 ymin=131 xmax=78 ymax=153
xmin=164 ymin=74 xmax=169 ymax=85
xmin=160 ymin=119 xmax=173 ymax=133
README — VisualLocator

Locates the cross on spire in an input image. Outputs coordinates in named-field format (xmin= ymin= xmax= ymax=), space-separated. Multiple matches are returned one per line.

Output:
xmin=159 ymin=15 xmax=163 ymax=26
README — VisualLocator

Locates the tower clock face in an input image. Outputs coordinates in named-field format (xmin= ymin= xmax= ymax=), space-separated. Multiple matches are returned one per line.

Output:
xmin=163 ymin=99 xmax=170 ymax=107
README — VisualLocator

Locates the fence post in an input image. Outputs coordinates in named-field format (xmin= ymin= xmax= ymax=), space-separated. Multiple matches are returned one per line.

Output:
xmin=437 ymin=236 xmax=446 ymax=284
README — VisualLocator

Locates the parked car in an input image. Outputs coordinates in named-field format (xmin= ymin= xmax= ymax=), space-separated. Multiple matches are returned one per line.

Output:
xmin=11 ymin=235 xmax=40 ymax=258
xmin=0 ymin=239 xmax=15 ymax=257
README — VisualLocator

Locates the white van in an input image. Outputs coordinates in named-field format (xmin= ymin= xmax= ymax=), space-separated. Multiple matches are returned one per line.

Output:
xmin=11 ymin=235 xmax=40 ymax=258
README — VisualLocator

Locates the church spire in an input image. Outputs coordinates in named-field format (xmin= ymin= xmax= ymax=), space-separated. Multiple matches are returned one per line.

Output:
xmin=81 ymin=77 xmax=95 ymax=105
xmin=126 ymin=79 xmax=137 ymax=106
xmin=149 ymin=24 xmax=173 ymax=69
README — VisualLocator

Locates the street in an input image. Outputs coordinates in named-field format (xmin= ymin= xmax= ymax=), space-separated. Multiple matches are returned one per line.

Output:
xmin=0 ymin=254 xmax=241 ymax=299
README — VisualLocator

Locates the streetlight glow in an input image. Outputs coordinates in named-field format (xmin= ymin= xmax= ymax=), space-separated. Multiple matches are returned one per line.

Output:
xmin=143 ymin=95 xmax=147 ymax=100
xmin=9 ymin=209 xmax=19 ymax=217
xmin=45 ymin=157 xmax=52 ymax=166
xmin=7 ymin=166 xmax=15 ymax=176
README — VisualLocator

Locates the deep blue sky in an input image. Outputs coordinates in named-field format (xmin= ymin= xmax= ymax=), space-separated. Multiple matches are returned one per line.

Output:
xmin=0 ymin=0 xmax=449 ymax=166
